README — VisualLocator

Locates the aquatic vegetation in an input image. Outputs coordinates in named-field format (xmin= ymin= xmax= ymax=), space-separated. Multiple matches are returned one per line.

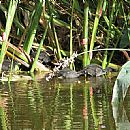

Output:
xmin=0 ymin=0 xmax=129 ymax=74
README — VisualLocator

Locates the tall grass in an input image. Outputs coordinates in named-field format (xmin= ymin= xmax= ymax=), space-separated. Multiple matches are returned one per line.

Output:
xmin=0 ymin=0 xmax=18 ymax=72
xmin=30 ymin=23 xmax=48 ymax=72
xmin=106 ymin=1 xmax=129 ymax=67
xmin=69 ymin=0 xmax=75 ymax=69
xmin=46 ymin=0 xmax=62 ymax=60
xmin=88 ymin=0 xmax=103 ymax=64
xmin=83 ymin=1 xmax=89 ymax=67
xmin=23 ymin=0 xmax=44 ymax=54
xmin=102 ymin=0 xmax=116 ymax=69
xmin=0 ymin=0 xmax=129 ymax=73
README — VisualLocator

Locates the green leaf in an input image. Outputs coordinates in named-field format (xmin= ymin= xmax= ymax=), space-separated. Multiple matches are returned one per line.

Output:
xmin=74 ymin=0 xmax=82 ymax=12
xmin=119 ymin=30 xmax=130 ymax=48
xmin=112 ymin=61 xmax=130 ymax=104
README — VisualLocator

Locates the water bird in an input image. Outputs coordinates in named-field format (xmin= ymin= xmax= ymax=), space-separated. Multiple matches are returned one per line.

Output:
xmin=56 ymin=64 xmax=110 ymax=78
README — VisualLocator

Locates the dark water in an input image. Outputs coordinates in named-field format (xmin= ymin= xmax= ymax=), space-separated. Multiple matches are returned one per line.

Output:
xmin=0 ymin=76 xmax=129 ymax=130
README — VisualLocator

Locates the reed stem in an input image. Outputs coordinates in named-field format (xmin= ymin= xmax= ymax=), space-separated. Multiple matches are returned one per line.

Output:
xmin=70 ymin=0 xmax=75 ymax=69
xmin=83 ymin=1 xmax=89 ymax=67
xmin=0 ymin=0 xmax=18 ymax=72
xmin=30 ymin=24 xmax=48 ymax=72
xmin=89 ymin=0 xmax=103 ymax=63
xmin=23 ymin=0 xmax=44 ymax=54
xmin=102 ymin=0 xmax=116 ymax=69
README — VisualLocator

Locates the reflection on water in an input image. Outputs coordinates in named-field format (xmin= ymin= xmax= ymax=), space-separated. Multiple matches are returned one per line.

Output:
xmin=0 ymin=76 xmax=128 ymax=130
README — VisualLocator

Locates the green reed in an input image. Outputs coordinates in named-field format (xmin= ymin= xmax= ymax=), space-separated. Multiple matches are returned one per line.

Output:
xmin=108 ymin=1 xmax=129 ymax=65
xmin=69 ymin=0 xmax=75 ymax=69
xmin=83 ymin=1 xmax=89 ymax=67
xmin=0 ymin=0 xmax=18 ymax=72
xmin=45 ymin=13 xmax=73 ymax=30
xmin=102 ymin=0 xmax=116 ymax=69
xmin=0 ymin=0 xmax=129 ymax=73
xmin=30 ymin=23 xmax=48 ymax=72
xmin=23 ymin=0 xmax=44 ymax=54
xmin=88 ymin=0 xmax=103 ymax=64
xmin=46 ymin=0 xmax=62 ymax=60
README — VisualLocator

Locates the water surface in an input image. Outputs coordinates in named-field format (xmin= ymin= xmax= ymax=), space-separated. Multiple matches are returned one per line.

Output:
xmin=0 ymin=76 xmax=129 ymax=130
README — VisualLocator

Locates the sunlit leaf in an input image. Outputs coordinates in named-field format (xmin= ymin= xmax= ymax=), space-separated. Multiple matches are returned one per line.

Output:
xmin=125 ymin=0 xmax=130 ymax=4
xmin=112 ymin=61 xmax=130 ymax=104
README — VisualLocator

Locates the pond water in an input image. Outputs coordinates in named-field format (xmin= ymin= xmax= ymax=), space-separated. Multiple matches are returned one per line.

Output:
xmin=0 ymin=75 xmax=130 ymax=130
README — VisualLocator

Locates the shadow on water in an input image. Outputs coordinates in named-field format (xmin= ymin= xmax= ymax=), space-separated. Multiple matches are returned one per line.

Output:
xmin=0 ymin=76 xmax=129 ymax=130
